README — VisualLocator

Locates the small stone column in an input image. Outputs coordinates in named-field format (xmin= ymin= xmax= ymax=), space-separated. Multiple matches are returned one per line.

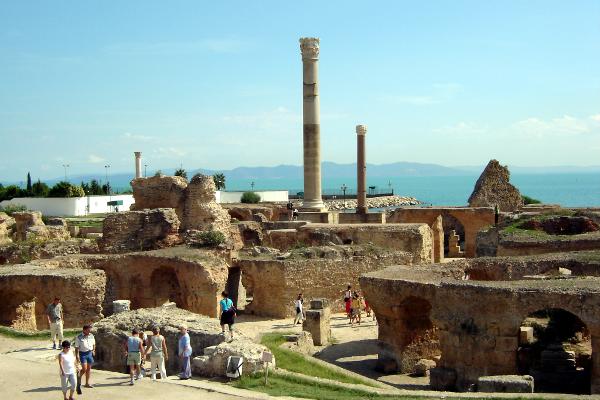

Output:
xmin=302 ymin=298 xmax=331 ymax=346
xmin=134 ymin=152 xmax=142 ymax=179
xmin=356 ymin=125 xmax=367 ymax=214
xmin=113 ymin=300 xmax=131 ymax=314
xmin=300 ymin=37 xmax=325 ymax=211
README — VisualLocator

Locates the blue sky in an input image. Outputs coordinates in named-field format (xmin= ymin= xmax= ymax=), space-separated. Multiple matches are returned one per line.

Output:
xmin=1 ymin=1 xmax=599 ymax=182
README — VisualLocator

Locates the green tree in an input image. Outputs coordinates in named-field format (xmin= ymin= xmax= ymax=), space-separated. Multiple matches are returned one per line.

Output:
xmin=0 ymin=185 xmax=26 ymax=201
xmin=31 ymin=179 xmax=49 ymax=197
xmin=213 ymin=173 xmax=226 ymax=190
xmin=102 ymin=183 xmax=111 ymax=195
xmin=81 ymin=181 xmax=90 ymax=195
xmin=241 ymin=191 xmax=261 ymax=204
xmin=154 ymin=170 xmax=163 ymax=177
xmin=48 ymin=181 xmax=85 ymax=198
xmin=89 ymin=179 xmax=102 ymax=195
xmin=174 ymin=168 xmax=188 ymax=180
xmin=26 ymin=172 xmax=32 ymax=194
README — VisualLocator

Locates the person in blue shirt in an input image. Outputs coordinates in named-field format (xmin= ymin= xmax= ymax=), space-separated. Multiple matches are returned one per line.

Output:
xmin=122 ymin=328 xmax=144 ymax=386
xmin=219 ymin=291 xmax=236 ymax=342
xmin=178 ymin=325 xmax=192 ymax=380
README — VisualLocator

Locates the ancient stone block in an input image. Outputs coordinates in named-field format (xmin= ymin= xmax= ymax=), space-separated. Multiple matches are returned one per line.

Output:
xmin=99 ymin=209 xmax=181 ymax=253
xmin=130 ymin=175 xmax=188 ymax=219
xmin=303 ymin=303 xmax=330 ymax=346
xmin=112 ymin=300 xmax=130 ymax=314
xmin=414 ymin=358 xmax=437 ymax=377
xmin=12 ymin=211 xmax=47 ymax=241
xmin=183 ymin=174 xmax=231 ymax=236
xmin=309 ymin=298 xmax=327 ymax=310
xmin=495 ymin=336 xmax=518 ymax=352
xmin=192 ymin=338 xmax=274 ymax=377
xmin=11 ymin=300 xmax=37 ymax=332
xmin=519 ymin=326 xmax=534 ymax=345
xmin=478 ymin=375 xmax=534 ymax=393
xmin=430 ymin=367 xmax=457 ymax=391
xmin=93 ymin=306 xmax=223 ymax=374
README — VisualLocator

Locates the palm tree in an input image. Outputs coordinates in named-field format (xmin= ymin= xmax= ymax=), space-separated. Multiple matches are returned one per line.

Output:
xmin=174 ymin=168 xmax=188 ymax=180
xmin=213 ymin=173 xmax=226 ymax=190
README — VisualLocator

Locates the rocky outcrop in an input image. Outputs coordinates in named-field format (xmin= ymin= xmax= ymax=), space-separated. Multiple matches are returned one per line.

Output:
xmin=192 ymin=338 xmax=274 ymax=377
xmin=12 ymin=211 xmax=48 ymax=241
xmin=99 ymin=209 xmax=182 ymax=253
xmin=183 ymin=174 xmax=231 ymax=235
xmin=11 ymin=300 xmax=37 ymax=332
xmin=468 ymin=160 xmax=523 ymax=212
xmin=0 ymin=265 xmax=105 ymax=328
xmin=130 ymin=175 xmax=188 ymax=220
xmin=93 ymin=306 xmax=224 ymax=374
xmin=0 ymin=212 xmax=15 ymax=244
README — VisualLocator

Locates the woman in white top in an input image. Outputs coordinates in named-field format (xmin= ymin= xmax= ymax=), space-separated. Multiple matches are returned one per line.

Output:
xmin=293 ymin=293 xmax=304 ymax=325
xmin=58 ymin=340 xmax=77 ymax=400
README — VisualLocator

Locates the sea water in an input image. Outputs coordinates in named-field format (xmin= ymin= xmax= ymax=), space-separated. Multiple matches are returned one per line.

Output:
xmin=224 ymin=173 xmax=600 ymax=207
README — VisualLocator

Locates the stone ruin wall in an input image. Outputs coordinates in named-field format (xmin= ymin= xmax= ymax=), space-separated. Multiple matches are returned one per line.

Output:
xmin=238 ymin=248 xmax=414 ymax=318
xmin=99 ymin=208 xmax=181 ymax=253
xmin=360 ymin=258 xmax=600 ymax=393
xmin=130 ymin=174 xmax=231 ymax=238
xmin=468 ymin=159 xmax=524 ymax=212
xmin=0 ymin=265 xmax=106 ymax=328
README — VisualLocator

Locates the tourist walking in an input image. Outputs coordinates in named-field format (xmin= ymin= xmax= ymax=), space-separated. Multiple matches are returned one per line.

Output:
xmin=178 ymin=325 xmax=192 ymax=380
xmin=351 ymin=292 xmax=362 ymax=326
xmin=123 ymin=328 xmax=144 ymax=385
xmin=343 ymin=285 xmax=352 ymax=322
xmin=58 ymin=340 xmax=78 ymax=400
xmin=292 ymin=208 xmax=299 ymax=221
xmin=219 ymin=291 xmax=236 ymax=341
xmin=74 ymin=324 xmax=96 ymax=393
xmin=46 ymin=297 xmax=64 ymax=349
xmin=287 ymin=201 xmax=294 ymax=221
xmin=138 ymin=330 xmax=147 ymax=377
xmin=293 ymin=293 xmax=304 ymax=325
xmin=146 ymin=326 xmax=168 ymax=380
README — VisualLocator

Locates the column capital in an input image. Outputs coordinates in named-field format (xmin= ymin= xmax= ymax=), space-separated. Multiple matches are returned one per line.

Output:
xmin=300 ymin=37 xmax=320 ymax=60
xmin=134 ymin=151 xmax=142 ymax=157
xmin=356 ymin=125 xmax=367 ymax=135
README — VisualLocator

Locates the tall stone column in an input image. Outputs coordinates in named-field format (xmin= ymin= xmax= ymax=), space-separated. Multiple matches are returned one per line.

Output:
xmin=356 ymin=125 xmax=367 ymax=214
xmin=300 ymin=37 xmax=325 ymax=211
xmin=134 ymin=152 xmax=142 ymax=179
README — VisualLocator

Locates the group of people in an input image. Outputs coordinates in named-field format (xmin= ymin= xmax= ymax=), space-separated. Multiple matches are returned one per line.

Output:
xmin=51 ymin=291 xmax=237 ymax=399
xmin=286 ymin=201 xmax=299 ymax=221
xmin=343 ymin=285 xmax=374 ymax=326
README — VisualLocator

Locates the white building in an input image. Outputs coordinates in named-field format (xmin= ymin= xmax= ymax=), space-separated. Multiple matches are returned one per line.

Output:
xmin=0 ymin=190 xmax=288 ymax=216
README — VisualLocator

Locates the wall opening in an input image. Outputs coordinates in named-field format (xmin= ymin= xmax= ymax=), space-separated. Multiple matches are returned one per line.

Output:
xmin=441 ymin=213 xmax=465 ymax=257
xmin=150 ymin=266 xmax=184 ymax=308
xmin=397 ymin=296 xmax=440 ymax=373
xmin=226 ymin=267 xmax=247 ymax=311
xmin=518 ymin=308 xmax=591 ymax=394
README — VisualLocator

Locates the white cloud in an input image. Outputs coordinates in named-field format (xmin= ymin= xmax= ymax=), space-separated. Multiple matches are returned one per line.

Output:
xmin=513 ymin=115 xmax=592 ymax=138
xmin=382 ymin=83 xmax=462 ymax=107
xmin=122 ymin=132 xmax=154 ymax=142
xmin=591 ymin=114 xmax=600 ymax=122
xmin=153 ymin=147 xmax=187 ymax=158
xmin=88 ymin=154 xmax=106 ymax=163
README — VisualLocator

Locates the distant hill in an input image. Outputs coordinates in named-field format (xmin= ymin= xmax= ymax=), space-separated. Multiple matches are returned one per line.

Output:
xmin=3 ymin=162 xmax=599 ymax=191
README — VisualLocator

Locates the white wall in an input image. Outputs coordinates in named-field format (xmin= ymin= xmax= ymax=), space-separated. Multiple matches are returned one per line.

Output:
xmin=0 ymin=195 xmax=135 ymax=216
xmin=216 ymin=190 xmax=288 ymax=203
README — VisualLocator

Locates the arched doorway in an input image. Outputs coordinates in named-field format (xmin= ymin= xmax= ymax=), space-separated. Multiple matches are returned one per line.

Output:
xmin=441 ymin=213 xmax=465 ymax=257
xmin=518 ymin=308 xmax=591 ymax=394
xmin=396 ymin=296 xmax=440 ymax=372
xmin=150 ymin=266 xmax=184 ymax=308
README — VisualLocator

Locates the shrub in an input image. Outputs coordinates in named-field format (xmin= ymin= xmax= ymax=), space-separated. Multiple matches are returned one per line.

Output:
xmin=0 ymin=185 xmax=27 ymax=201
xmin=522 ymin=195 xmax=542 ymax=205
xmin=48 ymin=181 xmax=85 ymax=198
xmin=0 ymin=204 xmax=27 ymax=215
xmin=241 ymin=191 xmax=261 ymax=204
xmin=198 ymin=230 xmax=226 ymax=247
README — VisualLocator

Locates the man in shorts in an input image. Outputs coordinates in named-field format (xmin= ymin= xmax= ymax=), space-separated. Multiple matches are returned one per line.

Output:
xmin=46 ymin=297 xmax=64 ymax=349
xmin=75 ymin=324 xmax=96 ymax=393
xmin=123 ymin=328 xmax=144 ymax=385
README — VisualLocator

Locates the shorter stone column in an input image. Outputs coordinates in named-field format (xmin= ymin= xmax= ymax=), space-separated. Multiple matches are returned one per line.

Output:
xmin=356 ymin=125 xmax=367 ymax=214
xmin=113 ymin=300 xmax=131 ymax=314
xmin=134 ymin=152 xmax=142 ymax=179
xmin=302 ymin=298 xmax=331 ymax=346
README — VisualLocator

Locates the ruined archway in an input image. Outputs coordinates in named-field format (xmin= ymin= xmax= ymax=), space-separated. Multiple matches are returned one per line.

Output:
xmin=150 ymin=266 xmax=184 ymax=308
xmin=395 ymin=296 xmax=440 ymax=373
xmin=102 ymin=273 xmax=121 ymax=316
xmin=226 ymin=267 xmax=247 ymax=311
xmin=518 ymin=308 xmax=591 ymax=394
xmin=441 ymin=213 xmax=465 ymax=257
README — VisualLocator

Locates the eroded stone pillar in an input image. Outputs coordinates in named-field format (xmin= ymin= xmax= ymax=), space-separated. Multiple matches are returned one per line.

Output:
xmin=134 ymin=152 xmax=142 ymax=179
xmin=356 ymin=125 xmax=367 ymax=214
xmin=300 ymin=37 xmax=325 ymax=211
